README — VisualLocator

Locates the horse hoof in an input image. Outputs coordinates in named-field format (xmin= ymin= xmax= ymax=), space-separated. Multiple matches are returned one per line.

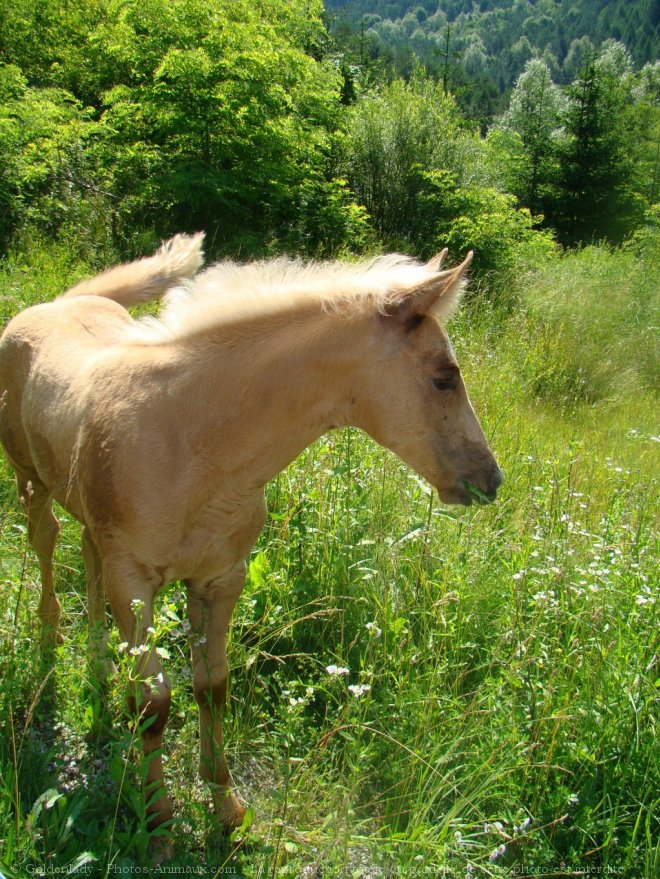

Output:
xmin=40 ymin=629 xmax=64 ymax=649
xmin=216 ymin=790 xmax=247 ymax=831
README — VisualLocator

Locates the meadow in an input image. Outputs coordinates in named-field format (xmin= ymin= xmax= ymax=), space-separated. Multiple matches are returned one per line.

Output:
xmin=0 ymin=232 xmax=658 ymax=879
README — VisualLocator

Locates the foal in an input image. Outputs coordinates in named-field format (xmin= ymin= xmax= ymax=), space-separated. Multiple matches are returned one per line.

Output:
xmin=0 ymin=234 xmax=502 ymax=834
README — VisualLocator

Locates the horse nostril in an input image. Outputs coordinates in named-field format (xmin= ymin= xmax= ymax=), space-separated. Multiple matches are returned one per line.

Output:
xmin=490 ymin=468 xmax=504 ymax=492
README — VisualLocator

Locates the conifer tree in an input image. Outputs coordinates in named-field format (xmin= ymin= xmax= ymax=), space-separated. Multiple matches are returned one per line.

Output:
xmin=554 ymin=44 xmax=642 ymax=244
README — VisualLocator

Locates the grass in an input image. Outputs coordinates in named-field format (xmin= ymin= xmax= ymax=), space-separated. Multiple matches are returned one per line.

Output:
xmin=0 ymin=237 xmax=658 ymax=878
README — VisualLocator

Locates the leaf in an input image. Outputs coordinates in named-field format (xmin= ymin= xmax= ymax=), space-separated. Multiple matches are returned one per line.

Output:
xmin=391 ymin=617 xmax=408 ymax=637
xmin=68 ymin=852 xmax=97 ymax=871
xmin=395 ymin=524 xmax=426 ymax=544
xmin=248 ymin=552 xmax=270 ymax=588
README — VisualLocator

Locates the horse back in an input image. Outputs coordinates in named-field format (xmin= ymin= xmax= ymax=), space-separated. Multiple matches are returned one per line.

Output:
xmin=0 ymin=296 xmax=134 ymax=506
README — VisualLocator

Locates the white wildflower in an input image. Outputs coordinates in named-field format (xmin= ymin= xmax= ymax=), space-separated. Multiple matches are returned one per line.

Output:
xmin=489 ymin=845 xmax=506 ymax=861
xmin=326 ymin=664 xmax=350 ymax=676
xmin=365 ymin=621 xmax=382 ymax=638
xmin=348 ymin=683 xmax=371 ymax=698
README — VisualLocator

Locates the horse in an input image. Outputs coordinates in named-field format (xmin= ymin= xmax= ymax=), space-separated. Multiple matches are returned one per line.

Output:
xmin=0 ymin=233 xmax=502 ymax=837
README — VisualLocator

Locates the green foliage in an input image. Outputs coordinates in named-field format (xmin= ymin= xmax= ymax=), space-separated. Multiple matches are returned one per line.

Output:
xmin=417 ymin=168 xmax=556 ymax=278
xmin=0 ymin=63 xmax=110 ymax=257
xmin=86 ymin=0 xmax=350 ymax=253
xmin=343 ymin=76 xmax=487 ymax=251
xmin=327 ymin=0 xmax=660 ymax=126
xmin=0 ymin=0 xmax=370 ymax=258
xmin=552 ymin=44 xmax=647 ymax=244
xmin=496 ymin=59 xmax=565 ymax=214
xmin=489 ymin=42 xmax=659 ymax=247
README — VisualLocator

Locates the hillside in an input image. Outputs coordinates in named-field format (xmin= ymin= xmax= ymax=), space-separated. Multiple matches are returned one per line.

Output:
xmin=327 ymin=0 xmax=660 ymax=121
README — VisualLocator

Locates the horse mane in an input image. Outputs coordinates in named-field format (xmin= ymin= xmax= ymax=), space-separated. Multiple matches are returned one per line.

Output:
xmin=125 ymin=253 xmax=440 ymax=343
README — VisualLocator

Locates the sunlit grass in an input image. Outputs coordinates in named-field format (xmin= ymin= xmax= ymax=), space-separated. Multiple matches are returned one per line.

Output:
xmin=0 ymin=240 xmax=658 ymax=877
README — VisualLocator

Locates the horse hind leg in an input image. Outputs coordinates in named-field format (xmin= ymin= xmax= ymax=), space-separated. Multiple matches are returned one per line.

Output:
xmin=17 ymin=472 xmax=63 ymax=647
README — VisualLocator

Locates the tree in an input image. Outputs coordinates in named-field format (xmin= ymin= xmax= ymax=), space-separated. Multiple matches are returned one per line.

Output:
xmin=82 ymin=0 xmax=362 ymax=255
xmin=553 ymin=44 xmax=644 ymax=244
xmin=498 ymin=59 xmax=565 ymax=215
xmin=344 ymin=76 xmax=481 ymax=250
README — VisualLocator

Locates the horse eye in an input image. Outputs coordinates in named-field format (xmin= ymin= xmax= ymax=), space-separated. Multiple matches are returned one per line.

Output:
xmin=433 ymin=376 xmax=457 ymax=391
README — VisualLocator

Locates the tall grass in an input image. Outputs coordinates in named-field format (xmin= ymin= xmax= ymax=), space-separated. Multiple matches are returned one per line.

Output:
xmin=501 ymin=231 xmax=659 ymax=406
xmin=0 ymin=236 xmax=658 ymax=877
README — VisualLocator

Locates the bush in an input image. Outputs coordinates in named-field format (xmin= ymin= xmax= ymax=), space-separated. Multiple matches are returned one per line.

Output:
xmin=417 ymin=168 xmax=556 ymax=284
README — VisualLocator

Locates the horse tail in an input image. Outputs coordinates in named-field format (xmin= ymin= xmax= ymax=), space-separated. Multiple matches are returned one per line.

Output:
xmin=61 ymin=233 xmax=205 ymax=306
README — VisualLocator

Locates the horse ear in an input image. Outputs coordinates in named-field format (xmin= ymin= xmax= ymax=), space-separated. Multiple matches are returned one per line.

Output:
xmin=424 ymin=247 xmax=449 ymax=272
xmin=385 ymin=251 xmax=473 ymax=327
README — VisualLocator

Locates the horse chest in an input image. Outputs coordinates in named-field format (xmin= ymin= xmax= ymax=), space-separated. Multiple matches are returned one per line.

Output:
xmin=167 ymin=495 xmax=267 ymax=583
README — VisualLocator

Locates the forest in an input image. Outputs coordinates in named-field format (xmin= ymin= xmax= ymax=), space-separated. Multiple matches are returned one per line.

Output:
xmin=328 ymin=0 xmax=660 ymax=124
xmin=0 ymin=0 xmax=658 ymax=876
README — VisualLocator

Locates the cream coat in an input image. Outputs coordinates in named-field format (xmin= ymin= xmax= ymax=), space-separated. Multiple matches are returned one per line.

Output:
xmin=0 ymin=234 xmax=502 ymax=835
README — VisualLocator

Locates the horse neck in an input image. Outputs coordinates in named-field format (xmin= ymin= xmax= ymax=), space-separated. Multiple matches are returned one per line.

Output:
xmin=177 ymin=309 xmax=368 ymax=492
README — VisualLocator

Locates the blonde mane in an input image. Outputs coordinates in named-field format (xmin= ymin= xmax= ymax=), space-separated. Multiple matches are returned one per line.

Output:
xmin=126 ymin=253 xmax=442 ymax=343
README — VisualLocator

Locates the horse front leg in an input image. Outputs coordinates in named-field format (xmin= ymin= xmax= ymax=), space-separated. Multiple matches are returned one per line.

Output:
xmin=104 ymin=562 xmax=173 ymax=833
xmin=186 ymin=562 xmax=246 ymax=831
xmin=81 ymin=526 xmax=113 ymax=681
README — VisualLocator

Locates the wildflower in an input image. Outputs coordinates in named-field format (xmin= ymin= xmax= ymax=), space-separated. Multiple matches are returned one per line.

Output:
xmin=365 ymin=621 xmax=382 ymax=637
xmin=129 ymin=644 xmax=149 ymax=656
xmin=512 ymin=570 xmax=526 ymax=581
xmin=326 ymin=664 xmax=350 ymax=676
xmin=117 ymin=642 xmax=129 ymax=653
xmin=130 ymin=598 xmax=145 ymax=611
xmin=348 ymin=683 xmax=371 ymax=698
xmin=146 ymin=626 xmax=156 ymax=636
xmin=489 ymin=845 xmax=506 ymax=861
xmin=306 ymin=687 xmax=315 ymax=697
xmin=192 ymin=633 xmax=207 ymax=647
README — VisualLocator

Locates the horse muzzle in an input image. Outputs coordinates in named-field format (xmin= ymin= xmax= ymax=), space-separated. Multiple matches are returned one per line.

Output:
xmin=438 ymin=466 xmax=503 ymax=506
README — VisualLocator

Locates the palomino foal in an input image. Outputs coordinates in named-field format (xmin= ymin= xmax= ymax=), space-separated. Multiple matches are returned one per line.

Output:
xmin=0 ymin=235 xmax=502 ymax=834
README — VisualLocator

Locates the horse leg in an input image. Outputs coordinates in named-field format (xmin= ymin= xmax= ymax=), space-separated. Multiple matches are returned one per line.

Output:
xmin=81 ymin=526 xmax=112 ymax=680
xmin=187 ymin=563 xmax=246 ymax=831
xmin=17 ymin=471 xmax=63 ymax=647
xmin=104 ymin=564 xmax=173 ymax=832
